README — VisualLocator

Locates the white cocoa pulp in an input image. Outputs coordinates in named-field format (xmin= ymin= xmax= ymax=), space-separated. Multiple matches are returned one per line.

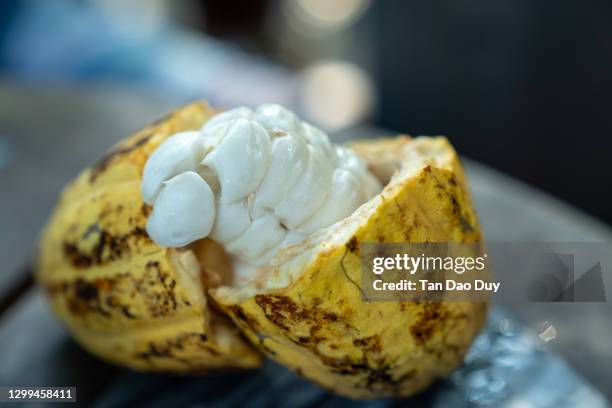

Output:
xmin=141 ymin=104 xmax=382 ymax=269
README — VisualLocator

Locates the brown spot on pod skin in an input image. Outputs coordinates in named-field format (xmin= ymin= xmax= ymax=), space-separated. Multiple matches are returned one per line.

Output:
xmin=62 ymin=226 xmax=150 ymax=268
xmin=90 ymin=133 xmax=154 ymax=182
xmin=45 ymin=260 xmax=187 ymax=321
xmin=135 ymin=332 xmax=219 ymax=365
xmin=121 ymin=306 xmax=136 ymax=319
xmin=74 ymin=279 xmax=99 ymax=301
xmin=88 ymin=109 xmax=178 ymax=183
xmin=62 ymin=243 xmax=94 ymax=268
xmin=449 ymin=196 xmax=460 ymax=215
xmin=253 ymin=295 xmax=412 ymax=392
xmin=254 ymin=295 xmax=299 ymax=332
xmin=459 ymin=216 xmax=474 ymax=233
xmin=410 ymin=302 xmax=448 ymax=346
xmin=352 ymin=335 xmax=382 ymax=353
xmin=346 ymin=236 xmax=359 ymax=254
xmin=139 ymin=260 xmax=179 ymax=317
xmin=430 ymin=172 xmax=475 ymax=234
xmin=257 ymin=339 xmax=277 ymax=357
xmin=447 ymin=193 xmax=474 ymax=233
xmin=63 ymin=278 xmax=115 ymax=317
xmin=229 ymin=306 xmax=261 ymax=332
xmin=418 ymin=165 xmax=432 ymax=184
xmin=141 ymin=203 xmax=152 ymax=218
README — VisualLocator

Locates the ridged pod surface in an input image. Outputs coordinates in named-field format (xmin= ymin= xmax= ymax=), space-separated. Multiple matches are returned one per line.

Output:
xmin=36 ymin=102 xmax=262 ymax=371
xmin=212 ymin=137 xmax=487 ymax=398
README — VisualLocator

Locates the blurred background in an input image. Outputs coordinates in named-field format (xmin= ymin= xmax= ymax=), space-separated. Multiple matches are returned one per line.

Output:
xmin=1 ymin=1 xmax=612 ymax=403
xmin=1 ymin=0 xmax=611 ymax=225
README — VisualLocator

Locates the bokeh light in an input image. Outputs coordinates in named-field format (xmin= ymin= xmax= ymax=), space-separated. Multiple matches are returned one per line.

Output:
xmin=299 ymin=60 xmax=375 ymax=131
xmin=284 ymin=0 xmax=370 ymax=34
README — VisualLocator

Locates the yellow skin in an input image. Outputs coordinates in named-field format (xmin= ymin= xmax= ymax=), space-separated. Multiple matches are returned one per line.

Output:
xmin=36 ymin=102 xmax=487 ymax=398
xmin=212 ymin=137 xmax=487 ymax=398
xmin=36 ymin=102 xmax=262 ymax=371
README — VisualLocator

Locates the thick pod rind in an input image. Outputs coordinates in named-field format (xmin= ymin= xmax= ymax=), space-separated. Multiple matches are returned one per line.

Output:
xmin=212 ymin=137 xmax=487 ymax=398
xmin=35 ymin=102 xmax=262 ymax=372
